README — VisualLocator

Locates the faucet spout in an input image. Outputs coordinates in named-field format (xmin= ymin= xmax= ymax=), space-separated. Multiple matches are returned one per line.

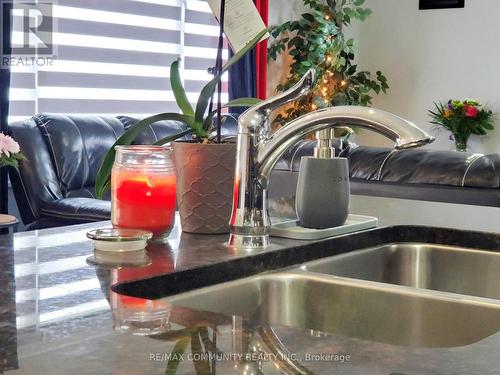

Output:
xmin=256 ymin=106 xmax=434 ymax=183
xmin=228 ymin=79 xmax=434 ymax=250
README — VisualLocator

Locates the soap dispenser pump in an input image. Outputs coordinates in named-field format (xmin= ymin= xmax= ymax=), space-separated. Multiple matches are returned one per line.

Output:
xmin=295 ymin=129 xmax=350 ymax=229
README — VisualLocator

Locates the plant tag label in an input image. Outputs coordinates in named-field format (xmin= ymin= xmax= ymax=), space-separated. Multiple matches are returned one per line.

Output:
xmin=207 ymin=0 xmax=269 ymax=53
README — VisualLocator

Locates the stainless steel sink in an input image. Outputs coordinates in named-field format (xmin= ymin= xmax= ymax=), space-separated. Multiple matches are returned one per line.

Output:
xmin=167 ymin=271 xmax=500 ymax=348
xmin=300 ymin=243 xmax=500 ymax=300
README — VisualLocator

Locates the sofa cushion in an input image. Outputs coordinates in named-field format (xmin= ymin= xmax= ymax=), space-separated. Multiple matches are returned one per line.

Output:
xmin=379 ymin=148 xmax=499 ymax=188
xmin=348 ymin=146 xmax=394 ymax=181
xmin=8 ymin=118 xmax=63 ymax=223
xmin=268 ymin=170 xmax=500 ymax=211
xmin=33 ymin=114 xmax=125 ymax=197
xmin=349 ymin=179 xmax=500 ymax=207
xmin=40 ymin=198 xmax=111 ymax=222
xmin=487 ymin=154 xmax=500 ymax=183
xmin=279 ymin=141 xmax=499 ymax=189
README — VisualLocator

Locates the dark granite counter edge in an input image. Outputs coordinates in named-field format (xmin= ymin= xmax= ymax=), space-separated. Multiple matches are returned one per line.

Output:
xmin=112 ymin=225 xmax=500 ymax=300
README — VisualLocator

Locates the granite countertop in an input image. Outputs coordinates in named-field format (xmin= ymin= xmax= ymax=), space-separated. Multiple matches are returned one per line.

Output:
xmin=1 ymin=197 xmax=500 ymax=374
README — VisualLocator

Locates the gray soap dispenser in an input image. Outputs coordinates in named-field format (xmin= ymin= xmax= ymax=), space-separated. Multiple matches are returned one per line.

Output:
xmin=295 ymin=129 xmax=350 ymax=229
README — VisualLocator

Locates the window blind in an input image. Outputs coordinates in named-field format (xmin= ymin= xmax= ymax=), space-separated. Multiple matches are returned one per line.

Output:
xmin=9 ymin=0 xmax=228 ymax=123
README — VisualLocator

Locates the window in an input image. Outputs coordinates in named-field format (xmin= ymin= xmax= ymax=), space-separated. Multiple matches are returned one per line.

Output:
xmin=9 ymin=0 xmax=228 ymax=123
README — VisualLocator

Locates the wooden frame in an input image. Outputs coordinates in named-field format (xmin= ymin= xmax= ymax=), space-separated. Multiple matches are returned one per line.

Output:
xmin=419 ymin=0 xmax=465 ymax=10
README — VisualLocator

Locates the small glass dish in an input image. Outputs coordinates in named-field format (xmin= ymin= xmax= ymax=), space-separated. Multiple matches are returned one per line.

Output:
xmin=87 ymin=228 xmax=153 ymax=252
xmin=86 ymin=249 xmax=152 ymax=269
xmin=112 ymin=299 xmax=171 ymax=336
xmin=86 ymin=228 xmax=153 ymax=268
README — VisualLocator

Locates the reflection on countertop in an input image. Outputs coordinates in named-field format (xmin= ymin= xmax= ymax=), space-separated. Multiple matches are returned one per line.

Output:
xmin=0 ymin=218 xmax=500 ymax=374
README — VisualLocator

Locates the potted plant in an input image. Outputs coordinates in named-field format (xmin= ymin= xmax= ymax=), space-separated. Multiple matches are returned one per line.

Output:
xmin=428 ymin=99 xmax=495 ymax=152
xmin=95 ymin=30 xmax=267 ymax=234
xmin=268 ymin=0 xmax=389 ymax=127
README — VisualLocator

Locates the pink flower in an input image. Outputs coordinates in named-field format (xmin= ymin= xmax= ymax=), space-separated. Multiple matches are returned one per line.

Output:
xmin=0 ymin=133 xmax=20 ymax=157
xmin=465 ymin=105 xmax=479 ymax=118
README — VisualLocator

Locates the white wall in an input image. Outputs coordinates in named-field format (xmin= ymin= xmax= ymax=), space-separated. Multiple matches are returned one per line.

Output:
xmin=269 ymin=0 xmax=307 ymax=25
xmin=267 ymin=0 xmax=309 ymax=98
xmin=352 ymin=0 xmax=500 ymax=153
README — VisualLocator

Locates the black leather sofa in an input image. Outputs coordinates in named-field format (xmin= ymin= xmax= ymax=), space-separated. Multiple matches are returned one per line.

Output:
xmin=8 ymin=113 xmax=500 ymax=230
xmin=8 ymin=114 xmax=194 ymax=230
xmin=269 ymin=140 xmax=500 ymax=211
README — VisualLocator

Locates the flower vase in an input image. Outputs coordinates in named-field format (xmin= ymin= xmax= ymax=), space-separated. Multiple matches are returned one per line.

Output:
xmin=453 ymin=134 xmax=468 ymax=152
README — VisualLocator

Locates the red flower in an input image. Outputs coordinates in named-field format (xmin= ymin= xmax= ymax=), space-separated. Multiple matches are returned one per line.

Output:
xmin=465 ymin=105 xmax=479 ymax=118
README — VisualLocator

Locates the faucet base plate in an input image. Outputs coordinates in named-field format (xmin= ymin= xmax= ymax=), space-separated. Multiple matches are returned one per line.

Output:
xmin=227 ymin=234 xmax=270 ymax=250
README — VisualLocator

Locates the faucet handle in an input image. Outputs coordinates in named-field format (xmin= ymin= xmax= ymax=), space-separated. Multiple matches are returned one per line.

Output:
xmin=239 ymin=69 xmax=316 ymax=132
xmin=259 ymin=69 xmax=316 ymax=114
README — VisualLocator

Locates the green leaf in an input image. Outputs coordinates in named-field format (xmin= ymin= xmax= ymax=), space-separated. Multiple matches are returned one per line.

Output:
xmin=362 ymin=8 xmax=373 ymax=18
xmin=344 ymin=8 xmax=355 ymax=18
xmin=223 ymin=97 xmax=262 ymax=107
xmin=191 ymin=330 xmax=211 ymax=375
xmin=95 ymin=112 xmax=195 ymax=199
xmin=165 ymin=337 xmax=190 ymax=375
xmin=481 ymin=122 xmax=494 ymax=130
xmin=150 ymin=328 xmax=193 ymax=342
xmin=302 ymin=13 xmax=315 ymax=23
xmin=170 ymin=59 xmax=194 ymax=116
xmin=203 ymin=97 xmax=261 ymax=129
xmin=198 ymin=327 xmax=219 ymax=353
xmin=194 ymin=28 xmax=268 ymax=124
xmin=0 ymin=151 xmax=26 ymax=170
xmin=154 ymin=128 xmax=193 ymax=145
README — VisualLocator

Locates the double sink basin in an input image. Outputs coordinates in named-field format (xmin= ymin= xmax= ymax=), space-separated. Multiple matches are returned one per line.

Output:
xmin=167 ymin=243 xmax=500 ymax=348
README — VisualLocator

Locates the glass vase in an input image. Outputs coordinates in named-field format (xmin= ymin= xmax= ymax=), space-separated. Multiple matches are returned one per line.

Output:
xmin=453 ymin=134 xmax=469 ymax=152
xmin=111 ymin=145 xmax=176 ymax=241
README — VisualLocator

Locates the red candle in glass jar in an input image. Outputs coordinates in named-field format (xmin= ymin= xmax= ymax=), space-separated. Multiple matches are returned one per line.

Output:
xmin=111 ymin=146 xmax=176 ymax=239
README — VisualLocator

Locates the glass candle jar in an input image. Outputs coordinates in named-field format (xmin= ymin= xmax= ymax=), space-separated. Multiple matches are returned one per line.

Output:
xmin=111 ymin=145 xmax=176 ymax=239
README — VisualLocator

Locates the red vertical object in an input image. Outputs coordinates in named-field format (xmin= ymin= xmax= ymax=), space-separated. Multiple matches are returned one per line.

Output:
xmin=254 ymin=0 xmax=269 ymax=100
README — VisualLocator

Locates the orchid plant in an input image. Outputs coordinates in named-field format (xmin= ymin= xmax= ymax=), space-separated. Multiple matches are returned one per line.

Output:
xmin=428 ymin=99 xmax=495 ymax=152
xmin=0 ymin=133 xmax=24 ymax=169
xmin=95 ymin=29 xmax=267 ymax=199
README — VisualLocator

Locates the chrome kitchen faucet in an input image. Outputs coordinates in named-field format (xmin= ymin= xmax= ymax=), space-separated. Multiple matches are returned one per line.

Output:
xmin=228 ymin=69 xmax=435 ymax=249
